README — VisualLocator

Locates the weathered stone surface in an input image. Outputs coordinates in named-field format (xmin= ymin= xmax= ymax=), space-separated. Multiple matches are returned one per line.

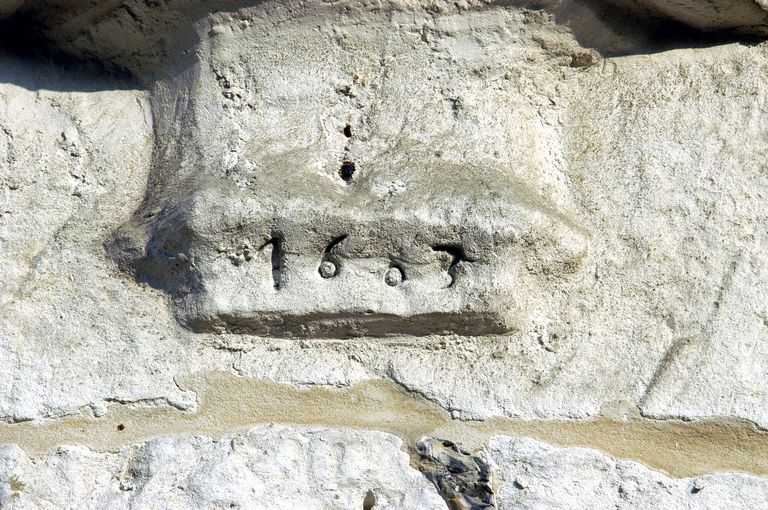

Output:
xmin=3 ymin=430 xmax=768 ymax=509
xmin=490 ymin=436 xmax=768 ymax=509
xmin=4 ymin=1 xmax=768 ymax=76
xmin=115 ymin=4 xmax=589 ymax=339
xmin=1 ymin=0 xmax=768 ymax=428
xmin=563 ymin=43 xmax=768 ymax=427
xmin=0 ymin=427 xmax=446 ymax=509
xmin=3 ymin=0 xmax=768 ymax=507
xmin=0 ymin=53 xmax=200 ymax=421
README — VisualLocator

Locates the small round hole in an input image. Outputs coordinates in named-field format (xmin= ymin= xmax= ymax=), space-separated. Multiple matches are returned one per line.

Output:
xmin=343 ymin=124 xmax=352 ymax=138
xmin=339 ymin=161 xmax=356 ymax=182
xmin=117 ymin=424 xmax=125 ymax=431
xmin=363 ymin=490 xmax=376 ymax=510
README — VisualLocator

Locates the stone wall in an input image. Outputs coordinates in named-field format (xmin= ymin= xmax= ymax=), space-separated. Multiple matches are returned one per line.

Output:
xmin=3 ymin=1 xmax=768 ymax=508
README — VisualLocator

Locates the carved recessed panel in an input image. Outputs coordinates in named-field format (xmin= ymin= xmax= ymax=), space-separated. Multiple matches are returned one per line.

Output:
xmin=114 ymin=5 xmax=591 ymax=338
xmin=135 ymin=162 xmax=588 ymax=337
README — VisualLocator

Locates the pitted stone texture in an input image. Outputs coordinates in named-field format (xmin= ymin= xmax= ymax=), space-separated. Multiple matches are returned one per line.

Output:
xmin=562 ymin=43 xmax=768 ymax=428
xmin=5 ymin=0 xmax=768 ymax=77
xmin=3 ymin=431 xmax=768 ymax=509
xmin=0 ymin=427 xmax=445 ymax=510
xmin=0 ymin=54 xmax=201 ymax=421
xmin=490 ymin=436 xmax=768 ymax=509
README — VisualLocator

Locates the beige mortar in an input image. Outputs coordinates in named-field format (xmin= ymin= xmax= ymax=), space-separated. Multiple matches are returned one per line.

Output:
xmin=0 ymin=371 xmax=766 ymax=479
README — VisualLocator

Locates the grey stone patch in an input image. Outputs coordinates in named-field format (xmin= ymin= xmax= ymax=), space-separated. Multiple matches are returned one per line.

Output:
xmin=415 ymin=437 xmax=495 ymax=510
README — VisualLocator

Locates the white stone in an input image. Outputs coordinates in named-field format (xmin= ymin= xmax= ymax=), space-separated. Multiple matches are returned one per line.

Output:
xmin=1 ymin=0 xmax=768 ymax=431
xmin=0 ymin=53 xmax=200 ymax=421
xmin=490 ymin=436 xmax=768 ymax=509
xmin=1 ymin=6 xmax=768 ymax=509
xmin=0 ymin=427 xmax=446 ymax=510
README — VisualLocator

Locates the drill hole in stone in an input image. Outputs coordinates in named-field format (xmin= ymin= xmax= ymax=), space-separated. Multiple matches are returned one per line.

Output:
xmin=363 ymin=490 xmax=376 ymax=510
xmin=339 ymin=161 xmax=356 ymax=182
xmin=261 ymin=237 xmax=284 ymax=290
xmin=343 ymin=124 xmax=352 ymax=138
xmin=117 ymin=424 xmax=125 ymax=431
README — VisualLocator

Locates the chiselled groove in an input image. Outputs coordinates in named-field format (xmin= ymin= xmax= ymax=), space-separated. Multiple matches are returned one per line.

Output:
xmin=317 ymin=234 xmax=348 ymax=278
xmin=640 ymin=335 xmax=695 ymax=408
xmin=322 ymin=235 xmax=348 ymax=260
xmin=2 ymin=372 xmax=768 ymax=479
xmin=191 ymin=311 xmax=510 ymax=338
xmin=259 ymin=237 xmax=284 ymax=289
xmin=640 ymin=254 xmax=742 ymax=407
xmin=432 ymin=245 xmax=470 ymax=288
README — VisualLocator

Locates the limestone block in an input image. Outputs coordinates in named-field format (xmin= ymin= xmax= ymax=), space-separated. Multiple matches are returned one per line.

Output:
xmin=0 ymin=53 xmax=200 ymax=421
xmin=110 ymin=5 xmax=590 ymax=338
xmin=3 ymin=2 xmax=768 ymax=495
xmin=563 ymin=43 xmax=768 ymax=427
xmin=490 ymin=436 xmax=768 ymax=509
xmin=3 ymin=431 xmax=768 ymax=509
xmin=0 ymin=427 xmax=446 ymax=510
